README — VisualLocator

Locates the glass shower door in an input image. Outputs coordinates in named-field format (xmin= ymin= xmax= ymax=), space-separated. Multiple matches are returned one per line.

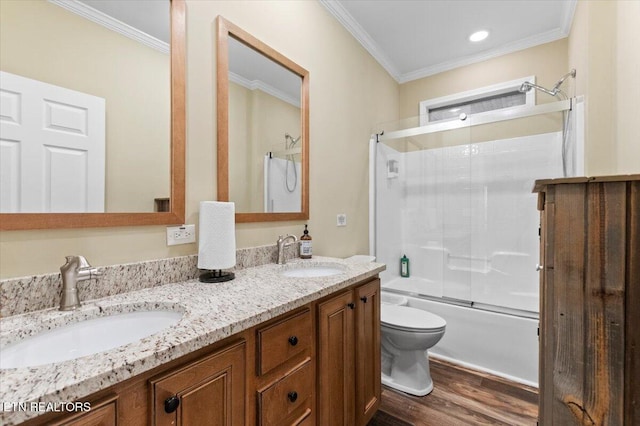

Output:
xmin=375 ymin=117 xmax=472 ymax=302
xmin=467 ymin=110 xmax=567 ymax=313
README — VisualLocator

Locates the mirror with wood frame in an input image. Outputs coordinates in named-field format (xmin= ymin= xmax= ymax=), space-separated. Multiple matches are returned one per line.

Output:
xmin=217 ymin=17 xmax=309 ymax=222
xmin=0 ymin=0 xmax=185 ymax=230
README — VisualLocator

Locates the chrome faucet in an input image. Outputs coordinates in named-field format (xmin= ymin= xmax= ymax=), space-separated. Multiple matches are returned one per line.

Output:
xmin=276 ymin=235 xmax=298 ymax=265
xmin=59 ymin=255 xmax=101 ymax=311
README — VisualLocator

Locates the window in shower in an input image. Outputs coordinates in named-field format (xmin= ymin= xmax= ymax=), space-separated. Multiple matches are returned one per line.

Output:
xmin=419 ymin=76 xmax=536 ymax=126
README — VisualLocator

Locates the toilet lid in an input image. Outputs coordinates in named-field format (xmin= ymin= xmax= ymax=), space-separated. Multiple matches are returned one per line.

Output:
xmin=381 ymin=305 xmax=446 ymax=332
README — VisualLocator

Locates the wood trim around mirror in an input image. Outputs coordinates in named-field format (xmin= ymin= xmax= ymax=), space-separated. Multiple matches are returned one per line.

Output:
xmin=0 ymin=0 xmax=186 ymax=231
xmin=217 ymin=17 xmax=309 ymax=223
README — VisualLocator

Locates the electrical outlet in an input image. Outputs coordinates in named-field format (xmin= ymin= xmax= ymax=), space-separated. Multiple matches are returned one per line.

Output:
xmin=337 ymin=213 xmax=347 ymax=227
xmin=167 ymin=224 xmax=196 ymax=246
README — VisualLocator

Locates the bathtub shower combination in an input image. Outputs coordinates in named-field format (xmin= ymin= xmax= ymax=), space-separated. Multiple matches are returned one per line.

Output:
xmin=370 ymin=83 xmax=583 ymax=389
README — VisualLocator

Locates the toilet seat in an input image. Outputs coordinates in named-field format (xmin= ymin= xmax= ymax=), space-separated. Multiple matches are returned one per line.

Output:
xmin=381 ymin=305 xmax=446 ymax=332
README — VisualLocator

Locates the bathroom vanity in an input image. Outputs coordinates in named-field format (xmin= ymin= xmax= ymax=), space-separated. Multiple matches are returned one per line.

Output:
xmin=0 ymin=256 xmax=384 ymax=426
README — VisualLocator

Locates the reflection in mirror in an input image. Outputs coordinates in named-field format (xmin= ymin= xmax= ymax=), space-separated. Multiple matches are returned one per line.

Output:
xmin=0 ymin=0 xmax=169 ymax=214
xmin=0 ymin=0 xmax=185 ymax=229
xmin=228 ymin=36 xmax=302 ymax=213
xmin=217 ymin=17 xmax=309 ymax=223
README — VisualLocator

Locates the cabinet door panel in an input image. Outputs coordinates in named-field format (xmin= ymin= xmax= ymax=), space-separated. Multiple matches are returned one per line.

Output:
xmin=152 ymin=341 xmax=246 ymax=426
xmin=180 ymin=374 xmax=227 ymax=426
xmin=317 ymin=291 xmax=354 ymax=426
xmin=53 ymin=399 xmax=116 ymax=426
xmin=355 ymin=279 xmax=381 ymax=425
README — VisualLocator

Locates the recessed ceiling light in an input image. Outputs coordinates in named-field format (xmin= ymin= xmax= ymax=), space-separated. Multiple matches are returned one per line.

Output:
xmin=469 ymin=30 xmax=489 ymax=42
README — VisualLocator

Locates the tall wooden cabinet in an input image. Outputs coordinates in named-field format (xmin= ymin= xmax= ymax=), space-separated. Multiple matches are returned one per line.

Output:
xmin=317 ymin=278 xmax=381 ymax=426
xmin=534 ymin=175 xmax=640 ymax=425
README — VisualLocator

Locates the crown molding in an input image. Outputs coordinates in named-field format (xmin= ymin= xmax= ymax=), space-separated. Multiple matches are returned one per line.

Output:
xmin=318 ymin=0 xmax=401 ymax=81
xmin=398 ymin=28 xmax=567 ymax=84
xmin=229 ymin=72 xmax=300 ymax=108
xmin=560 ymin=0 xmax=578 ymax=36
xmin=49 ymin=0 xmax=169 ymax=55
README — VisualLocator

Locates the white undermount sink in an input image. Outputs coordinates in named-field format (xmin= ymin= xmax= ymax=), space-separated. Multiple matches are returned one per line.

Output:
xmin=280 ymin=263 xmax=347 ymax=278
xmin=0 ymin=310 xmax=182 ymax=369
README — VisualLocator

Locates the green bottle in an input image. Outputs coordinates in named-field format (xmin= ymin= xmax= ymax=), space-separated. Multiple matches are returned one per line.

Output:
xmin=400 ymin=255 xmax=410 ymax=277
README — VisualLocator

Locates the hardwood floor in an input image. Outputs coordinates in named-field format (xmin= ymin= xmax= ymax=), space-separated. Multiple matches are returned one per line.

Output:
xmin=368 ymin=358 xmax=538 ymax=426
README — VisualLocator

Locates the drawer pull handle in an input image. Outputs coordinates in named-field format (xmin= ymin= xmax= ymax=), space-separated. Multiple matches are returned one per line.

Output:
xmin=164 ymin=396 xmax=180 ymax=413
xmin=288 ymin=336 xmax=299 ymax=346
xmin=347 ymin=303 xmax=355 ymax=310
xmin=361 ymin=296 xmax=368 ymax=303
xmin=288 ymin=391 xmax=298 ymax=403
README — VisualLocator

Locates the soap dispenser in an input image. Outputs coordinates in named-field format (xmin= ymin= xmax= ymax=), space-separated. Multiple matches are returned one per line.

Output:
xmin=300 ymin=224 xmax=313 ymax=259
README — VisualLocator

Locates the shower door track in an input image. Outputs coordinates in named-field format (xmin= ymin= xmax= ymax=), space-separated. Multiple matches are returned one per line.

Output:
xmin=378 ymin=98 xmax=572 ymax=141
xmin=383 ymin=288 xmax=539 ymax=320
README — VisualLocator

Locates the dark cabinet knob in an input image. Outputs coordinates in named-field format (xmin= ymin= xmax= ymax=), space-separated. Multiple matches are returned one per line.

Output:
xmin=288 ymin=336 xmax=299 ymax=346
xmin=360 ymin=296 xmax=368 ymax=303
xmin=347 ymin=303 xmax=355 ymax=309
xmin=288 ymin=391 xmax=298 ymax=403
xmin=164 ymin=396 xmax=180 ymax=413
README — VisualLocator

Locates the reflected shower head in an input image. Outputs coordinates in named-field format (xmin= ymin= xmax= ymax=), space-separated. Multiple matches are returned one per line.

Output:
xmin=285 ymin=133 xmax=301 ymax=145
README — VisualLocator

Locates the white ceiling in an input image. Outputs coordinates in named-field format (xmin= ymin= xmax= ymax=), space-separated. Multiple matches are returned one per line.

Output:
xmin=320 ymin=0 xmax=577 ymax=83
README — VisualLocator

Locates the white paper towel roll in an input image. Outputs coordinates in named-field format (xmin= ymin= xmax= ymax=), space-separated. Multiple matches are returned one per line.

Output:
xmin=198 ymin=201 xmax=236 ymax=270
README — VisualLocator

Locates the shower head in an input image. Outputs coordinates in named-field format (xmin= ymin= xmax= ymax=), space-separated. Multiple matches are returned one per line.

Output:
xmin=519 ymin=82 xmax=532 ymax=93
xmin=551 ymin=69 xmax=576 ymax=92
xmin=518 ymin=69 xmax=576 ymax=99
xmin=518 ymin=81 xmax=557 ymax=96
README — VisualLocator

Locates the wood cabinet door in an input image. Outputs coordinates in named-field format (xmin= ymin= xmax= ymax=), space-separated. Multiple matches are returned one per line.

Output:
xmin=317 ymin=290 xmax=355 ymax=426
xmin=355 ymin=279 xmax=381 ymax=425
xmin=151 ymin=341 xmax=246 ymax=426
xmin=536 ymin=179 xmax=640 ymax=425
xmin=51 ymin=396 xmax=117 ymax=426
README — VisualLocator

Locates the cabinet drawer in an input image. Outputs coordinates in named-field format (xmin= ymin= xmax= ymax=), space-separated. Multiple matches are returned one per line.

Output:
xmin=258 ymin=360 xmax=313 ymax=426
xmin=257 ymin=309 xmax=312 ymax=375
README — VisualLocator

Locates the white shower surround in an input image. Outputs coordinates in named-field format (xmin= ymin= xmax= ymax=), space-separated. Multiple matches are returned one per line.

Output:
xmin=263 ymin=155 xmax=301 ymax=212
xmin=376 ymin=133 xmax=564 ymax=311
xmin=374 ymin=130 xmax=571 ymax=387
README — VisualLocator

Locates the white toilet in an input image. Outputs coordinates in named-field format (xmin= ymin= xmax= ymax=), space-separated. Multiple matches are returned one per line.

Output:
xmin=380 ymin=292 xmax=446 ymax=396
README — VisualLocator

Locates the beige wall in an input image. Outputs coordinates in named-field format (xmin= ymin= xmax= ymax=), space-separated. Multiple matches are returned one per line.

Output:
xmin=391 ymin=39 xmax=568 ymax=153
xmin=615 ymin=0 xmax=640 ymax=174
xmin=399 ymin=39 xmax=569 ymax=119
xmin=0 ymin=0 xmax=170 ymax=213
xmin=0 ymin=0 xmax=399 ymax=278
xmin=568 ymin=0 xmax=640 ymax=175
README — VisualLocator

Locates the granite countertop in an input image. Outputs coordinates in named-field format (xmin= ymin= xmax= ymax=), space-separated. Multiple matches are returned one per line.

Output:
xmin=0 ymin=257 xmax=385 ymax=425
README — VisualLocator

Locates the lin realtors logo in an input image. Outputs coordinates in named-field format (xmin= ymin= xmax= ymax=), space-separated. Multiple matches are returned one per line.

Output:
xmin=2 ymin=401 xmax=92 ymax=413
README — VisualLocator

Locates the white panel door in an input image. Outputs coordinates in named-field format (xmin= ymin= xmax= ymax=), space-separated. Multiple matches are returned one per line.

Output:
xmin=0 ymin=71 xmax=105 ymax=213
